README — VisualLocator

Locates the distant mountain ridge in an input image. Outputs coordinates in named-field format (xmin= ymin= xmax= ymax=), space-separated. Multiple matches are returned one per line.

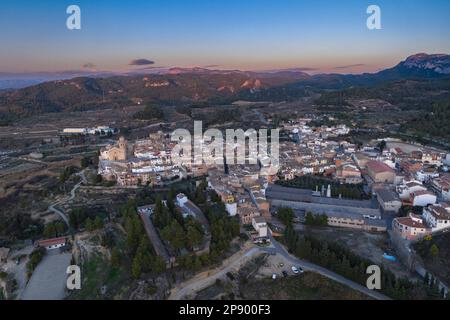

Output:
xmin=402 ymin=53 xmax=450 ymax=74
xmin=0 ymin=53 xmax=449 ymax=123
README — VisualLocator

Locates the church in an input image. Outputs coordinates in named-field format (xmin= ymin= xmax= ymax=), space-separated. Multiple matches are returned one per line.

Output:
xmin=100 ymin=137 xmax=128 ymax=161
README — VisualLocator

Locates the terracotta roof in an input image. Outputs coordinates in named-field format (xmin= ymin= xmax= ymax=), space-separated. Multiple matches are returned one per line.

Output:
xmin=429 ymin=206 xmax=450 ymax=220
xmin=37 ymin=237 xmax=68 ymax=247
xmin=367 ymin=161 xmax=394 ymax=174
xmin=405 ymin=182 xmax=423 ymax=188
xmin=395 ymin=217 xmax=427 ymax=229
xmin=412 ymin=190 xmax=435 ymax=197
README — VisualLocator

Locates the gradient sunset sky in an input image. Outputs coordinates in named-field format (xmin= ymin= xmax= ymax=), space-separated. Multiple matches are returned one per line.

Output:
xmin=1 ymin=0 xmax=449 ymax=74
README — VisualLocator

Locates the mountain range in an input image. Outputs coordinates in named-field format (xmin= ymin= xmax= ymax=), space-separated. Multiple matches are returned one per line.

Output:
xmin=0 ymin=53 xmax=449 ymax=123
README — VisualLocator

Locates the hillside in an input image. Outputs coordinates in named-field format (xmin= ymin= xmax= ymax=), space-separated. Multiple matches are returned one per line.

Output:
xmin=1 ymin=53 xmax=449 ymax=125
xmin=0 ymin=72 xmax=311 ymax=123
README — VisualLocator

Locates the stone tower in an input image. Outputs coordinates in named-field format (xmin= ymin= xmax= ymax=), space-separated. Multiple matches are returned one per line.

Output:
xmin=119 ymin=137 xmax=127 ymax=160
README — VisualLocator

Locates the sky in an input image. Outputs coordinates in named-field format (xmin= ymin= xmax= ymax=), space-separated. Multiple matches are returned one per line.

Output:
xmin=0 ymin=0 xmax=449 ymax=74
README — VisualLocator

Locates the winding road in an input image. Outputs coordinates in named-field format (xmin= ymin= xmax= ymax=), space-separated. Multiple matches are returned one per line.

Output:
xmin=263 ymin=237 xmax=391 ymax=300
xmin=47 ymin=170 xmax=87 ymax=228
xmin=169 ymin=237 xmax=391 ymax=300
xmin=169 ymin=244 xmax=260 ymax=300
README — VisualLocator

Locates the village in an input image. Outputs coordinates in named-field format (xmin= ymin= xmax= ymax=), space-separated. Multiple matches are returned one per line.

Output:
xmin=1 ymin=115 xmax=450 ymax=300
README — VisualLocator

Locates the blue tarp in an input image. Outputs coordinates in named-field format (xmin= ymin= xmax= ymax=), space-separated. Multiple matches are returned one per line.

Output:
xmin=383 ymin=253 xmax=397 ymax=262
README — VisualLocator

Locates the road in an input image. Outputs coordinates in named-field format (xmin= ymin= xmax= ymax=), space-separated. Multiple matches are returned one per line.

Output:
xmin=169 ymin=237 xmax=391 ymax=300
xmin=253 ymin=109 xmax=269 ymax=125
xmin=47 ymin=169 xmax=87 ymax=228
xmin=2 ymin=246 xmax=34 ymax=299
xmin=169 ymin=243 xmax=259 ymax=300
xmin=264 ymin=237 xmax=391 ymax=300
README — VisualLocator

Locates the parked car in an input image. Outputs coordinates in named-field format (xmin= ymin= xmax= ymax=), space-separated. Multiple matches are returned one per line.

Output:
xmin=298 ymin=266 xmax=304 ymax=273
xmin=272 ymin=273 xmax=277 ymax=280
xmin=291 ymin=266 xmax=299 ymax=274
xmin=282 ymin=271 xmax=288 ymax=278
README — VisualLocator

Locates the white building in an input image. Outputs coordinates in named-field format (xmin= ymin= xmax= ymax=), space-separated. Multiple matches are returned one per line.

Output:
xmin=63 ymin=128 xmax=87 ymax=134
xmin=431 ymin=175 xmax=450 ymax=201
xmin=397 ymin=181 xmax=427 ymax=200
xmin=225 ymin=202 xmax=237 ymax=216
xmin=88 ymin=126 xmax=117 ymax=135
xmin=423 ymin=204 xmax=450 ymax=233
xmin=176 ymin=193 xmax=189 ymax=207
xmin=410 ymin=190 xmax=437 ymax=207
xmin=252 ymin=216 xmax=268 ymax=238
xmin=445 ymin=154 xmax=450 ymax=166
xmin=36 ymin=237 xmax=68 ymax=250
xmin=416 ymin=170 xmax=439 ymax=183
xmin=376 ymin=188 xmax=402 ymax=213
xmin=444 ymin=189 xmax=450 ymax=202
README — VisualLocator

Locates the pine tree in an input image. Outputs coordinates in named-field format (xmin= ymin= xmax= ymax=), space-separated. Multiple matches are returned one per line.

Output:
xmin=85 ymin=218 xmax=94 ymax=232
xmin=94 ymin=216 xmax=103 ymax=230
xmin=110 ymin=247 xmax=121 ymax=267
xmin=132 ymin=255 xmax=142 ymax=279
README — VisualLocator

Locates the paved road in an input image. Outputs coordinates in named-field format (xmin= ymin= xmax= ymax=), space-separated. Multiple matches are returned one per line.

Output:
xmin=169 ymin=245 xmax=260 ymax=300
xmin=47 ymin=169 xmax=87 ymax=228
xmin=170 ymin=238 xmax=391 ymax=300
xmin=48 ymin=203 xmax=70 ymax=227
xmin=264 ymin=237 xmax=391 ymax=300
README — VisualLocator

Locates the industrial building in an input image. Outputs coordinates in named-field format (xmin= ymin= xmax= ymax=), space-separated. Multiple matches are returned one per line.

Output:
xmin=266 ymin=184 xmax=386 ymax=232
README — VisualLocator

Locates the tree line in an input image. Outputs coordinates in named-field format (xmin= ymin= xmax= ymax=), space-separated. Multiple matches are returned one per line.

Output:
xmin=118 ymin=200 xmax=166 ymax=279
xmin=283 ymin=225 xmax=446 ymax=300
xmin=277 ymin=175 xmax=369 ymax=200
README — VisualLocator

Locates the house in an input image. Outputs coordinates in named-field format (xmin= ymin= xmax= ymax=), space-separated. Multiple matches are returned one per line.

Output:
xmin=399 ymin=161 xmax=423 ymax=178
xmin=376 ymin=188 xmax=402 ymax=213
xmin=410 ymin=190 xmax=437 ymax=207
xmin=335 ymin=163 xmax=363 ymax=184
xmin=431 ymin=174 xmax=450 ymax=201
xmin=353 ymin=152 xmax=370 ymax=168
xmin=36 ymin=237 xmax=68 ymax=250
xmin=239 ymin=206 xmax=260 ymax=225
xmin=225 ymin=201 xmax=238 ymax=216
xmin=397 ymin=181 xmax=427 ymax=200
xmin=252 ymin=216 xmax=268 ymax=238
xmin=422 ymin=204 xmax=450 ymax=233
xmin=416 ymin=168 xmax=439 ymax=183
xmin=445 ymin=154 xmax=450 ymax=166
xmin=367 ymin=161 xmax=396 ymax=184
xmin=392 ymin=213 xmax=431 ymax=241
